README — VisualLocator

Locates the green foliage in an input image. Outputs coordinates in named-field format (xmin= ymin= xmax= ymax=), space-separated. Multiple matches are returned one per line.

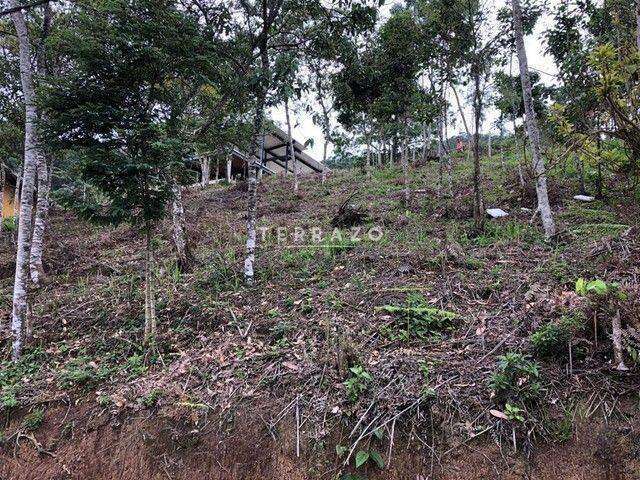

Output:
xmin=44 ymin=0 xmax=215 ymax=228
xmin=473 ymin=220 xmax=541 ymax=247
xmin=352 ymin=449 xmax=385 ymax=470
xmin=504 ymin=403 xmax=525 ymax=422
xmin=344 ymin=365 xmax=372 ymax=402
xmin=531 ymin=315 xmax=585 ymax=359
xmin=1 ymin=387 xmax=19 ymax=410
xmin=139 ymin=389 xmax=163 ymax=408
xmin=379 ymin=293 xmax=456 ymax=341
xmin=0 ymin=349 xmax=47 ymax=410
xmin=575 ymin=278 xmax=626 ymax=302
xmin=1 ymin=216 xmax=16 ymax=232
xmin=490 ymin=352 xmax=542 ymax=404
xmin=22 ymin=409 xmax=45 ymax=432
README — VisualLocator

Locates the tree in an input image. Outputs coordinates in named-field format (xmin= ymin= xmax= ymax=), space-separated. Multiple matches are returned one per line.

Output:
xmin=221 ymin=0 xmax=377 ymax=284
xmin=8 ymin=0 xmax=42 ymax=360
xmin=512 ymin=0 xmax=556 ymax=238
xmin=44 ymin=0 xmax=216 ymax=343
xmin=29 ymin=1 xmax=54 ymax=286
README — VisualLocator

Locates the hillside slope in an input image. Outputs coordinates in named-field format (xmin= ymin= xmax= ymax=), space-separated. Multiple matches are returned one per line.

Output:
xmin=1 ymin=157 xmax=640 ymax=479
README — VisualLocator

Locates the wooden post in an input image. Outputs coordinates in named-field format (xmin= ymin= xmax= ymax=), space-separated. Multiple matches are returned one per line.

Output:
xmin=226 ymin=155 xmax=232 ymax=183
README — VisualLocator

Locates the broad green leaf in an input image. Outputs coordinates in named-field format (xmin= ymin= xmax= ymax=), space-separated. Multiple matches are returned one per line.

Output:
xmin=355 ymin=450 xmax=369 ymax=468
xmin=370 ymin=450 xmax=385 ymax=469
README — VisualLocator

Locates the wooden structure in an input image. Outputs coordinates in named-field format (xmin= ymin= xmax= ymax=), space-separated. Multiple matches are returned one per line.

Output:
xmin=206 ymin=125 xmax=326 ymax=183
xmin=1 ymin=166 xmax=17 ymax=219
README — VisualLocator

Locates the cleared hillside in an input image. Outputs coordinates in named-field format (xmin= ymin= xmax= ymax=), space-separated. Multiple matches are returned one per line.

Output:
xmin=1 ymin=155 xmax=640 ymax=479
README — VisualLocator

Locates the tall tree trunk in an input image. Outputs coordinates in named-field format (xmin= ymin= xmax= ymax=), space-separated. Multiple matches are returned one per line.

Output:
xmin=143 ymin=223 xmax=157 ymax=344
xmin=576 ymin=154 xmax=586 ymax=194
xmin=513 ymin=117 xmax=526 ymax=188
xmin=10 ymin=1 xmax=40 ymax=360
xmin=170 ymin=180 xmax=194 ymax=272
xmin=636 ymin=0 xmax=640 ymax=51
xmin=29 ymin=0 xmax=53 ymax=287
xmin=401 ymin=126 xmax=409 ymax=206
xmin=29 ymin=155 xmax=50 ymax=286
xmin=437 ymin=106 xmax=445 ymax=197
xmin=365 ymin=132 xmax=371 ymax=178
xmin=284 ymin=98 xmax=298 ymax=193
xmin=421 ymin=122 xmax=428 ymax=162
xmin=226 ymin=155 xmax=232 ymax=182
xmin=512 ymin=0 xmax=556 ymax=238
xmin=200 ymin=156 xmax=211 ymax=187
xmin=245 ymin=27 xmax=269 ymax=285
xmin=322 ymin=140 xmax=328 ymax=183
xmin=472 ymin=69 xmax=484 ymax=232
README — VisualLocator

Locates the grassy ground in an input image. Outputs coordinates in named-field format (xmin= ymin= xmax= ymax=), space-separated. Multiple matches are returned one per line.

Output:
xmin=0 ymin=151 xmax=639 ymax=478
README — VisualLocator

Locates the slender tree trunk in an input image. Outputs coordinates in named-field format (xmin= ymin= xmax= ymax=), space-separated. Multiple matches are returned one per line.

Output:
xmin=29 ymin=155 xmax=50 ymax=286
xmin=401 ymin=126 xmax=409 ymax=206
xmin=284 ymin=98 xmax=298 ymax=193
xmin=200 ymin=156 xmax=211 ymax=187
xmin=29 ymin=1 xmax=53 ymax=288
xmin=322 ymin=140 xmax=328 ymax=183
xmin=577 ymin=154 xmax=586 ymax=194
xmin=612 ymin=309 xmax=628 ymax=371
xmin=10 ymin=3 xmax=41 ymax=360
xmin=513 ymin=0 xmax=556 ymax=238
xmin=636 ymin=0 xmax=640 ymax=51
xmin=143 ymin=224 xmax=157 ymax=344
xmin=437 ymin=106 xmax=445 ymax=197
xmin=170 ymin=180 xmax=194 ymax=272
xmin=472 ymin=69 xmax=484 ymax=232
xmin=365 ymin=133 xmax=371 ymax=178
xmin=226 ymin=155 xmax=232 ymax=182
xmin=215 ymin=157 xmax=219 ymax=181
xmin=245 ymin=28 xmax=269 ymax=285
xmin=421 ymin=122 xmax=428 ymax=162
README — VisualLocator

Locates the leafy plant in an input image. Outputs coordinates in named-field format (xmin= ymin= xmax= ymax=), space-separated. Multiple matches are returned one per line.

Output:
xmin=531 ymin=314 xmax=585 ymax=359
xmin=344 ymin=365 xmax=372 ymax=402
xmin=490 ymin=352 xmax=542 ymax=404
xmin=504 ymin=403 xmax=525 ymax=422
xmin=355 ymin=449 xmax=385 ymax=469
xmin=378 ymin=293 xmax=457 ymax=341
xmin=23 ymin=409 xmax=45 ymax=431
xmin=575 ymin=278 xmax=625 ymax=299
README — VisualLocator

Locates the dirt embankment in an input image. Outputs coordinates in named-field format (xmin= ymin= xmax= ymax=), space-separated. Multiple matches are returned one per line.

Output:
xmin=1 ymin=404 xmax=639 ymax=480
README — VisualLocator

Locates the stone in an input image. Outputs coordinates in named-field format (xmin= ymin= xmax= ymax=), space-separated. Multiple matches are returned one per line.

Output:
xmin=486 ymin=208 xmax=509 ymax=218
xmin=573 ymin=194 xmax=595 ymax=202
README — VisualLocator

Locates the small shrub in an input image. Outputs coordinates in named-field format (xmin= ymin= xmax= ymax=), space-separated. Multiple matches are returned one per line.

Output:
xmin=490 ymin=352 xmax=542 ymax=404
xmin=1 ymin=217 xmax=17 ymax=232
xmin=531 ymin=315 xmax=585 ymax=359
xmin=344 ymin=365 xmax=372 ymax=402
xmin=139 ymin=389 xmax=162 ymax=408
xmin=0 ymin=387 xmax=19 ymax=409
xmin=23 ymin=409 xmax=44 ymax=431
xmin=379 ymin=293 xmax=456 ymax=341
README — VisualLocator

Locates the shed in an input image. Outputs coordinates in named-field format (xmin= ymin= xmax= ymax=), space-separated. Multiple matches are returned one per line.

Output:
xmin=1 ymin=166 xmax=17 ymax=219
